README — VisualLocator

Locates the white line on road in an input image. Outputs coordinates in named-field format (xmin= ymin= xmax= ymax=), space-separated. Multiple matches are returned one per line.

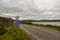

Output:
xmin=20 ymin=27 xmax=42 ymax=40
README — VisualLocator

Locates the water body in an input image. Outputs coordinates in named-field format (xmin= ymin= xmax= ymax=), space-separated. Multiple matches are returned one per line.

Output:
xmin=32 ymin=22 xmax=60 ymax=26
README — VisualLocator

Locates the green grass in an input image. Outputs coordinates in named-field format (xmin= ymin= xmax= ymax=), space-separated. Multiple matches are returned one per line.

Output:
xmin=0 ymin=17 xmax=30 ymax=40
xmin=0 ymin=25 xmax=30 ymax=40
xmin=25 ymin=23 xmax=60 ymax=31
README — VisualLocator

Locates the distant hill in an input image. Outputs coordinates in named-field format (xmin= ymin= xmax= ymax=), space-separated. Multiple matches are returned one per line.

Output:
xmin=0 ymin=17 xmax=14 ymax=26
xmin=21 ymin=20 xmax=60 ymax=22
xmin=37 ymin=20 xmax=60 ymax=22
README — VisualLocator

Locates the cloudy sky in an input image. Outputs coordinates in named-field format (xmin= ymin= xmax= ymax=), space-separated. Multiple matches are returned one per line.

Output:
xmin=0 ymin=0 xmax=60 ymax=20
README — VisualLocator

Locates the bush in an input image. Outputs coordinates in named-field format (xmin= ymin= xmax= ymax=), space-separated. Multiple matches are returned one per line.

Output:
xmin=0 ymin=28 xmax=7 ymax=35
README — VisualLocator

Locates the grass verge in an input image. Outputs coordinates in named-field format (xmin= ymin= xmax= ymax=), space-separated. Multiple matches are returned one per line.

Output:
xmin=0 ymin=17 xmax=30 ymax=40
xmin=0 ymin=25 xmax=30 ymax=40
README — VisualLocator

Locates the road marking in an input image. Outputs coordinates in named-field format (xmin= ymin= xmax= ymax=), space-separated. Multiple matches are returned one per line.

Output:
xmin=20 ymin=27 xmax=42 ymax=40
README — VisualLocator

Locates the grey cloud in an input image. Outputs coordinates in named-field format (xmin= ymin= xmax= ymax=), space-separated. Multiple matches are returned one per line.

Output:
xmin=0 ymin=0 xmax=60 ymax=20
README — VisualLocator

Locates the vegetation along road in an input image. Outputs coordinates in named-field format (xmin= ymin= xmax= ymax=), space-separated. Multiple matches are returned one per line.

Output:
xmin=0 ymin=17 xmax=30 ymax=40
xmin=20 ymin=24 xmax=60 ymax=40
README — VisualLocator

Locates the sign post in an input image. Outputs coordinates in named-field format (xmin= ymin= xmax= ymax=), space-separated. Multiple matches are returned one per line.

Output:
xmin=15 ymin=16 xmax=20 ymax=31
xmin=15 ymin=16 xmax=20 ymax=27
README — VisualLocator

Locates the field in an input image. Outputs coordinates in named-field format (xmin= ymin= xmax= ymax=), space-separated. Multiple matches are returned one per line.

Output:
xmin=0 ymin=17 xmax=30 ymax=40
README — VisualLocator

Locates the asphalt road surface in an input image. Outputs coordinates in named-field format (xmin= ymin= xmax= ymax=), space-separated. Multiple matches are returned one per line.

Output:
xmin=20 ymin=24 xmax=60 ymax=40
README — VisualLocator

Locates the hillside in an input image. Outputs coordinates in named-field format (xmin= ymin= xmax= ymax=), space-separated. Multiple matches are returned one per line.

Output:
xmin=0 ymin=17 xmax=30 ymax=40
